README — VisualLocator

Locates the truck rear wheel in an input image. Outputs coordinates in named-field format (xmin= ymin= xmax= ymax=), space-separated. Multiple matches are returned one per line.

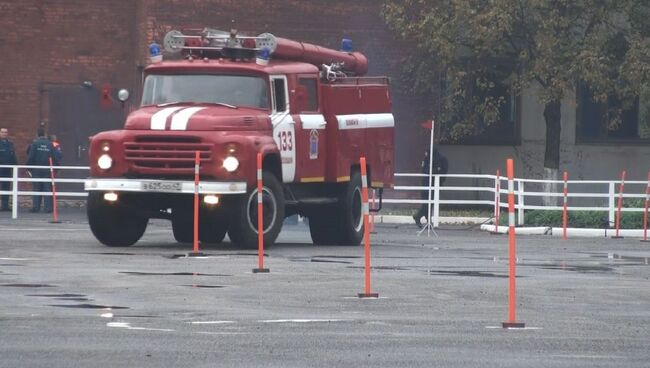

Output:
xmin=338 ymin=171 xmax=364 ymax=245
xmin=87 ymin=192 xmax=148 ymax=247
xmin=308 ymin=206 xmax=342 ymax=245
xmin=228 ymin=170 xmax=285 ymax=248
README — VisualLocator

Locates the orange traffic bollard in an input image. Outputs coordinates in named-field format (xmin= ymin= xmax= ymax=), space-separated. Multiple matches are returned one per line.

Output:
xmin=562 ymin=171 xmax=568 ymax=240
xmin=502 ymin=159 xmax=525 ymax=329
xmin=491 ymin=169 xmax=501 ymax=235
xmin=190 ymin=151 xmax=203 ymax=256
xmin=253 ymin=153 xmax=269 ymax=273
xmin=358 ymin=157 xmax=378 ymax=298
xmin=612 ymin=170 xmax=626 ymax=239
xmin=642 ymin=172 xmax=649 ymax=243
xmin=48 ymin=157 xmax=61 ymax=224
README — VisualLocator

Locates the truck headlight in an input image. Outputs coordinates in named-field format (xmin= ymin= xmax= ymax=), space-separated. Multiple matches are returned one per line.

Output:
xmin=222 ymin=156 xmax=239 ymax=172
xmin=97 ymin=154 xmax=113 ymax=170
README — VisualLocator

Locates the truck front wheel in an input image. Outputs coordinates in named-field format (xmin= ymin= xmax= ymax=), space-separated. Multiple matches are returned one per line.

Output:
xmin=227 ymin=170 xmax=285 ymax=248
xmin=171 ymin=211 xmax=228 ymax=244
xmin=87 ymin=192 xmax=148 ymax=247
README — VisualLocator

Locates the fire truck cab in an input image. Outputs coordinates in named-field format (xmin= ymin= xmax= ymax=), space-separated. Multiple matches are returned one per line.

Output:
xmin=84 ymin=28 xmax=394 ymax=248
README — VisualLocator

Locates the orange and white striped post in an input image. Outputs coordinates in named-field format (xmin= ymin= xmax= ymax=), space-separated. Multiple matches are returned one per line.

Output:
xmin=358 ymin=157 xmax=378 ymax=298
xmin=642 ymin=171 xmax=650 ymax=243
xmin=491 ymin=169 xmax=501 ymax=234
xmin=612 ymin=170 xmax=626 ymax=239
xmin=562 ymin=171 xmax=568 ymax=240
xmin=502 ymin=158 xmax=525 ymax=328
xmin=191 ymin=151 xmax=201 ymax=254
xmin=253 ymin=153 xmax=269 ymax=273
xmin=48 ymin=157 xmax=61 ymax=224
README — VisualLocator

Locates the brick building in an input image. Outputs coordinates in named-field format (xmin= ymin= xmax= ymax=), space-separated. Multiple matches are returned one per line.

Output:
xmin=0 ymin=0 xmax=428 ymax=169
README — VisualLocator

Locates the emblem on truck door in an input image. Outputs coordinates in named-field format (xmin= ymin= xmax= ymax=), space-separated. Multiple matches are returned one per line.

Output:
xmin=309 ymin=129 xmax=319 ymax=159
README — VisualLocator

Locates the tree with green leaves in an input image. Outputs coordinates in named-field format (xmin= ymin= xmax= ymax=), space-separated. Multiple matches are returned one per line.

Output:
xmin=383 ymin=0 xmax=649 ymax=179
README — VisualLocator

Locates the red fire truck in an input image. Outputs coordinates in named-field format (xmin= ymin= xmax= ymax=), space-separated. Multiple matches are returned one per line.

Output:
xmin=84 ymin=28 xmax=394 ymax=248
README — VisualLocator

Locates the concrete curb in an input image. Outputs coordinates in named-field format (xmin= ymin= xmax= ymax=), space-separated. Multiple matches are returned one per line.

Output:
xmin=376 ymin=215 xmax=490 ymax=225
xmin=479 ymin=224 xmax=649 ymax=238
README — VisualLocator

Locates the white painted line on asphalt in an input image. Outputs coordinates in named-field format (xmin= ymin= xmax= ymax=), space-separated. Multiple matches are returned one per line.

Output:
xmin=259 ymin=319 xmax=350 ymax=323
xmin=0 ymin=257 xmax=33 ymax=261
xmin=107 ymin=322 xmax=130 ymax=328
xmin=190 ymin=320 xmax=235 ymax=325
xmin=107 ymin=322 xmax=174 ymax=332
xmin=100 ymin=313 xmax=114 ymax=318
xmin=548 ymin=354 xmax=622 ymax=359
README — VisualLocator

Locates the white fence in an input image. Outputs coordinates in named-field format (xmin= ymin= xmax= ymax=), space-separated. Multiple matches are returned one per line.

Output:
xmin=1 ymin=165 xmax=648 ymax=224
xmin=388 ymin=173 xmax=649 ymax=227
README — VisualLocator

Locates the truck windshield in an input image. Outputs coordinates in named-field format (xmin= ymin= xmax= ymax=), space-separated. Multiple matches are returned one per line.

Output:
xmin=141 ymin=74 xmax=269 ymax=109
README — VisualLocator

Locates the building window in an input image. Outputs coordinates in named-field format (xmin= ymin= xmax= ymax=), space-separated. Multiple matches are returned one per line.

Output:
xmin=576 ymin=83 xmax=650 ymax=143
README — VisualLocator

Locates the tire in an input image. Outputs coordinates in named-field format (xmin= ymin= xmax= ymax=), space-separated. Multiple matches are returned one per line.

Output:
xmin=172 ymin=210 xmax=228 ymax=244
xmin=308 ymin=206 xmax=343 ymax=245
xmin=87 ymin=192 xmax=148 ymax=247
xmin=338 ymin=171 xmax=364 ymax=245
xmin=227 ymin=170 xmax=285 ymax=248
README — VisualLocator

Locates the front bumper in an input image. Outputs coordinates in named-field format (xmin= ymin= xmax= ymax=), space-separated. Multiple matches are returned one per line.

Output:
xmin=84 ymin=178 xmax=247 ymax=194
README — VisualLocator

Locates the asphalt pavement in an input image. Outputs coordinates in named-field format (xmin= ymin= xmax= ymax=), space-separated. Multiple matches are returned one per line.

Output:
xmin=0 ymin=208 xmax=649 ymax=367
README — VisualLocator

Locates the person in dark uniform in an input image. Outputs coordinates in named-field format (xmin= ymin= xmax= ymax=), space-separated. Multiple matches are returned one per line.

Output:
xmin=26 ymin=128 xmax=59 ymax=213
xmin=0 ymin=127 xmax=17 ymax=211
xmin=413 ymin=147 xmax=448 ymax=227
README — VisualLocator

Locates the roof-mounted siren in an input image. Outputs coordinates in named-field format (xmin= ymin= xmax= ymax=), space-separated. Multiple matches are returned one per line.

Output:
xmin=163 ymin=28 xmax=268 ymax=60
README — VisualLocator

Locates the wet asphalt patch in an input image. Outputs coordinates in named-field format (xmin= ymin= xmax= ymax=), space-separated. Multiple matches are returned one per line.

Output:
xmin=49 ymin=304 xmax=129 ymax=309
xmin=1 ymin=283 xmax=56 ymax=288
xmin=119 ymin=271 xmax=231 ymax=277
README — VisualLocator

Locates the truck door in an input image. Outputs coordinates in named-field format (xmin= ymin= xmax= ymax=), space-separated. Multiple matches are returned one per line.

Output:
xmin=293 ymin=76 xmax=326 ymax=183
xmin=269 ymin=75 xmax=296 ymax=183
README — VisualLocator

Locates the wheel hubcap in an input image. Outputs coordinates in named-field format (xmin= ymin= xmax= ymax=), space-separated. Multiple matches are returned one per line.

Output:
xmin=246 ymin=187 xmax=277 ymax=234
xmin=352 ymin=186 xmax=363 ymax=232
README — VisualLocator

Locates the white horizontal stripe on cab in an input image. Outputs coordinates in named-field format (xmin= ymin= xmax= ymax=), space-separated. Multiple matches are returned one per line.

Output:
xmin=170 ymin=107 xmax=206 ymax=130
xmin=336 ymin=113 xmax=394 ymax=130
xmin=150 ymin=107 xmax=183 ymax=130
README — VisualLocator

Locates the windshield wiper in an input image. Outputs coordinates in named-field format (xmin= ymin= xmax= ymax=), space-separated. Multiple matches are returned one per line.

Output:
xmin=155 ymin=101 xmax=238 ymax=109
xmin=202 ymin=102 xmax=238 ymax=109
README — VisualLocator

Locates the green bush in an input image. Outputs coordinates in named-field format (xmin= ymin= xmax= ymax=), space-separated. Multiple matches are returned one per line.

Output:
xmin=498 ymin=208 xmax=647 ymax=228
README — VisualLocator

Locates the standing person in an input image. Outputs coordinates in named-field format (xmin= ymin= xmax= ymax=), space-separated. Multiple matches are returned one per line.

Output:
xmin=26 ymin=128 xmax=59 ymax=213
xmin=413 ymin=148 xmax=448 ymax=227
xmin=0 ymin=128 xmax=17 ymax=211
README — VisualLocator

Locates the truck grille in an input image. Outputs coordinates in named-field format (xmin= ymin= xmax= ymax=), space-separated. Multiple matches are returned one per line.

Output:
xmin=124 ymin=136 xmax=212 ymax=170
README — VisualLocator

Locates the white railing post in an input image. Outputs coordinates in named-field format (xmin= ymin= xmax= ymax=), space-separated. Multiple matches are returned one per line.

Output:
xmin=433 ymin=175 xmax=440 ymax=227
xmin=517 ymin=179 xmax=525 ymax=225
xmin=608 ymin=181 xmax=616 ymax=226
xmin=11 ymin=166 xmax=18 ymax=220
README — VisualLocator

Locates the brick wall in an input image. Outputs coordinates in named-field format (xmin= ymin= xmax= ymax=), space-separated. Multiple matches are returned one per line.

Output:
xmin=0 ymin=0 xmax=430 ymax=169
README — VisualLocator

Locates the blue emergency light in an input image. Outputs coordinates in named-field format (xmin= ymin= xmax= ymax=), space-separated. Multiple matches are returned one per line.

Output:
xmin=340 ymin=38 xmax=353 ymax=53
xmin=256 ymin=47 xmax=271 ymax=66
xmin=149 ymin=43 xmax=162 ymax=63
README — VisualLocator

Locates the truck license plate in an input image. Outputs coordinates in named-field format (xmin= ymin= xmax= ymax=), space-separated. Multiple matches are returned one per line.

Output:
xmin=141 ymin=181 xmax=182 ymax=192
